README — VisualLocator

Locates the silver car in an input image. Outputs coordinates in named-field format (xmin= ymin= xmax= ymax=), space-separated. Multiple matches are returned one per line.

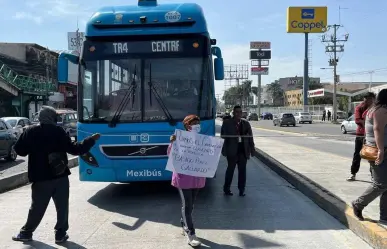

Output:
xmin=294 ymin=112 xmax=313 ymax=124
xmin=2 ymin=117 xmax=32 ymax=138
xmin=273 ymin=113 xmax=296 ymax=127
xmin=341 ymin=115 xmax=356 ymax=134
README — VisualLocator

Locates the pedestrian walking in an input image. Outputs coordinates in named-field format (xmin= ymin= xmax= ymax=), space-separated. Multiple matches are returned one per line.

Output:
xmin=169 ymin=114 xmax=205 ymax=247
xmin=347 ymin=92 xmax=376 ymax=181
xmin=352 ymin=89 xmax=387 ymax=224
xmin=221 ymin=105 xmax=255 ymax=196
xmin=322 ymin=110 xmax=326 ymax=121
xmin=12 ymin=106 xmax=100 ymax=243
xmin=327 ymin=110 xmax=331 ymax=121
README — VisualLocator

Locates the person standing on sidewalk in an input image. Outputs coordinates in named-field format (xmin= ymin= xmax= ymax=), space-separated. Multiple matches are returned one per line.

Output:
xmin=169 ymin=114 xmax=205 ymax=247
xmin=12 ymin=106 xmax=100 ymax=244
xmin=221 ymin=105 xmax=255 ymax=196
xmin=347 ymin=92 xmax=376 ymax=181
xmin=352 ymin=89 xmax=387 ymax=224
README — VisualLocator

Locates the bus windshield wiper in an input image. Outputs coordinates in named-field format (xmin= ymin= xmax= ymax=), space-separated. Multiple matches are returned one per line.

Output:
xmin=109 ymin=65 xmax=138 ymax=128
xmin=148 ymin=62 xmax=176 ymax=126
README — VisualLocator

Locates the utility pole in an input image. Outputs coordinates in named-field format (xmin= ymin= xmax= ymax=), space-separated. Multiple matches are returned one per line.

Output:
xmin=322 ymin=24 xmax=348 ymax=123
xmin=257 ymin=52 xmax=262 ymax=117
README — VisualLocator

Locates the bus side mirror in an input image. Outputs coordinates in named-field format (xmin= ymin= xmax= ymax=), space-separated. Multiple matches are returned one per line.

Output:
xmin=58 ymin=52 xmax=79 ymax=83
xmin=214 ymin=58 xmax=224 ymax=80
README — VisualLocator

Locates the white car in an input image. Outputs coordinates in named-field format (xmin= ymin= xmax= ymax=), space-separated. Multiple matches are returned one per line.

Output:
xmin=2 ymin=117 xmax=32 ymax=138
xmin=294 ymin=112 xmax=313 ymax=124
xmin=341 ymin=115 xmax=356 ymax=134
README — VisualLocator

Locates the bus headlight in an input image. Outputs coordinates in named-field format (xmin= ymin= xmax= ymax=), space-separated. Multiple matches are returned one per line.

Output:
xmin=80 ymin=152 xmax=99 ymax=167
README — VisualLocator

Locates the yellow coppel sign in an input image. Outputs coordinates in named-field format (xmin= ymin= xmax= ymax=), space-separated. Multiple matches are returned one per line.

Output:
xmin=287 ymin=7 xmax=327 ymax=33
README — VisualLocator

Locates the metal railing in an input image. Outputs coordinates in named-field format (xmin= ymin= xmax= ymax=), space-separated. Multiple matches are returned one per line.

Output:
xmin=0 ymin=60 xmax=56 ymax=94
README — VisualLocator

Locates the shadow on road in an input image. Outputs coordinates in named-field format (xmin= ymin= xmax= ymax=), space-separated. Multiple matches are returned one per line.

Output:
xmin=21 ymin=240 xmax=86 ymax=249
xmin=87 ymin=156 xmax=347 ymax=238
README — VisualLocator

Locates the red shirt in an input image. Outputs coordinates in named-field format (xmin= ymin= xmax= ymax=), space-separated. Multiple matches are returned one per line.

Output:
xmin=354 ymin=102 xmax=368 ymax=136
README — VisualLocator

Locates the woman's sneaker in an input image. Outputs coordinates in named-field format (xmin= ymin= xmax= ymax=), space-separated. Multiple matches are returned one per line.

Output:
xmin=187 ymin=234 xmax=201 ymax=247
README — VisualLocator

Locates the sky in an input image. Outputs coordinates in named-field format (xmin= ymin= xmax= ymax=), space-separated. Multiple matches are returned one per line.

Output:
xmin=2 ymin=0 xmax=387 ymax=97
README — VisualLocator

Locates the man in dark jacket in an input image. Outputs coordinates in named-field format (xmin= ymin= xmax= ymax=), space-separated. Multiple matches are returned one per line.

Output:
xmin=12 ymin=106 xmax=100 ymax=243
xmin=347 ymin=92 xmax=375 ymax=181
xmin=221 ymin=105 xmax=255 ymax=196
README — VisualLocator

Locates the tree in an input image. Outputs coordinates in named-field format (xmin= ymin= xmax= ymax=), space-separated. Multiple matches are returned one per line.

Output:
xmin=222 ymin=80 xmax=253 ymax=108
xmin=267 ymin=81 xmax=284 ymax=106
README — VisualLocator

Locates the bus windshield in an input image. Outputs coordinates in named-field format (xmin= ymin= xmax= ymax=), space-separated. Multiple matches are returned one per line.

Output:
xmin=80 ymin=36 xmax=213 ymax=123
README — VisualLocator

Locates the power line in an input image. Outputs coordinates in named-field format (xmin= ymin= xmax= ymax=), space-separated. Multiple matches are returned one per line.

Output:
xmin=319 ymin=67 xmax=387 ymax=81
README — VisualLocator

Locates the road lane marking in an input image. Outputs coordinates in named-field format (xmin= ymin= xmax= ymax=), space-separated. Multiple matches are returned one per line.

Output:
xmin=216 ymin=119 xmax=353 ymax=160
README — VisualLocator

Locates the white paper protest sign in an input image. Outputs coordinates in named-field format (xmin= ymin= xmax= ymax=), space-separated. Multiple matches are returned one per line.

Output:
xmin=165 ymin=129 xmax=224 ymax=178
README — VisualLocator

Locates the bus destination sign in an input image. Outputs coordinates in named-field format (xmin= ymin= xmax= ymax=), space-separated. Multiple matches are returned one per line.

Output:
xmin=112 ymin=40 xmax=182 ymax=54
xmin=83 ymin=37 xmax=207 ymax=59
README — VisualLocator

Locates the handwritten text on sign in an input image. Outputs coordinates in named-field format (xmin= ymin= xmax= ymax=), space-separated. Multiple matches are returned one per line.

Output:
xmin=165 ymin=130 xmax=224 ymax=178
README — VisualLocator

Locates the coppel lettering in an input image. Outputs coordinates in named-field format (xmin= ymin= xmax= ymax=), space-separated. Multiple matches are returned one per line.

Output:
xmin=127 ymin=170 xmax=162 ymax=177
xmin=291 ymin=21 xmax=325 ymax=31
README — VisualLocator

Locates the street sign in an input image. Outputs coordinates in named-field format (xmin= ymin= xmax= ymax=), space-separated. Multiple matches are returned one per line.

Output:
xmin=250 ymin=41 xmax=271 ymax=49
xmin=251 ymin=67 xmax=269 ymax=75
xmin=286 ymin=6 xmax=327 ymax=33
xmin=249 ymin=50 xmax=271 ymax=60
xmin=308 ymin=88 xmax=325 ymax=98
xmin=251 ymin=60 xmax=269 ymax=66
xmin=67 ymin=32 xmax=85 ymax=51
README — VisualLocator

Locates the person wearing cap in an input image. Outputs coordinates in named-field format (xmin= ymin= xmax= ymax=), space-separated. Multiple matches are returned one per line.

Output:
xmin=12 ymin=106 xmax=100 ymax=244
xmin=169 ymin=114 xmax=205 ymax=247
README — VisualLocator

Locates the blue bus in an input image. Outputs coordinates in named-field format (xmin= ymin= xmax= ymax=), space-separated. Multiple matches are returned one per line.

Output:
xmin=57 ymin=0 xmax=224 ymax=183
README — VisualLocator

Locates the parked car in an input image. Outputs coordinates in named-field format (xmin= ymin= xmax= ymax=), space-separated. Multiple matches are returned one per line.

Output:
xmin=0 ymin=118 xmax=18 ymax=161
xmin=260 ymin=112 xmax=273 ymax=120
xmin=294 ymin=112 xmax=313 ymax=124
xmin=247 ymin=113 xmax=258 ymax=121
xmin=340 ymin=115 xmax=356 ymax=134
xmin=32 ymin=108 xmax=78 ymax=140
xmin=273 ymin=113 xmax=296 ymax=127
xmin=2 ymin=117 xmax=32 ymax=138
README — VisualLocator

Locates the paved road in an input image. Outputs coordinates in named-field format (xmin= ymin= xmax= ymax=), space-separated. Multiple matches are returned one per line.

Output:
xmin=0 ymin=158 xmax=371 ymax=248
xmin=217 ymin=119 xmax=354 ymax=165
xmin=250 ymin=127 xmax=355 ymax=160
xmin=249 ymin=120 xmax=356 ymax=141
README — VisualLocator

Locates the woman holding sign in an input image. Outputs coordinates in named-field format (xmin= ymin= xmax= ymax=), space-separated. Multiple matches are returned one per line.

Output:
xmin=169 ymin=114 xmax=205 ymax=247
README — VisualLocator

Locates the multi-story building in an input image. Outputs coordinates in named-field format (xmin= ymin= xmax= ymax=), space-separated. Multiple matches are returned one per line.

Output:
xmin=0 ymin=43 xmax=60 ymax=117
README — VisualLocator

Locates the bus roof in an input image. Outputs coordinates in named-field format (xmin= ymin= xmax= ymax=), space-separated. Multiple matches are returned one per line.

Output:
xmin=86 ymin=1 xmax=209 ymax=37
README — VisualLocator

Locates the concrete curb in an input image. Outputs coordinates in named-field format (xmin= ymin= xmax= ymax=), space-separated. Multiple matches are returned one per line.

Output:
xmin=253 ymin=147 xmax=387 ymax=249
xmin=0 ymin=157 xmax=79 ymax=194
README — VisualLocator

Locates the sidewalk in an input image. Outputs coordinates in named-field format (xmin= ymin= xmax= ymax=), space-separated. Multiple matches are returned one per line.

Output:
xmin=252 ymin=135 xmax=387 ymax=249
